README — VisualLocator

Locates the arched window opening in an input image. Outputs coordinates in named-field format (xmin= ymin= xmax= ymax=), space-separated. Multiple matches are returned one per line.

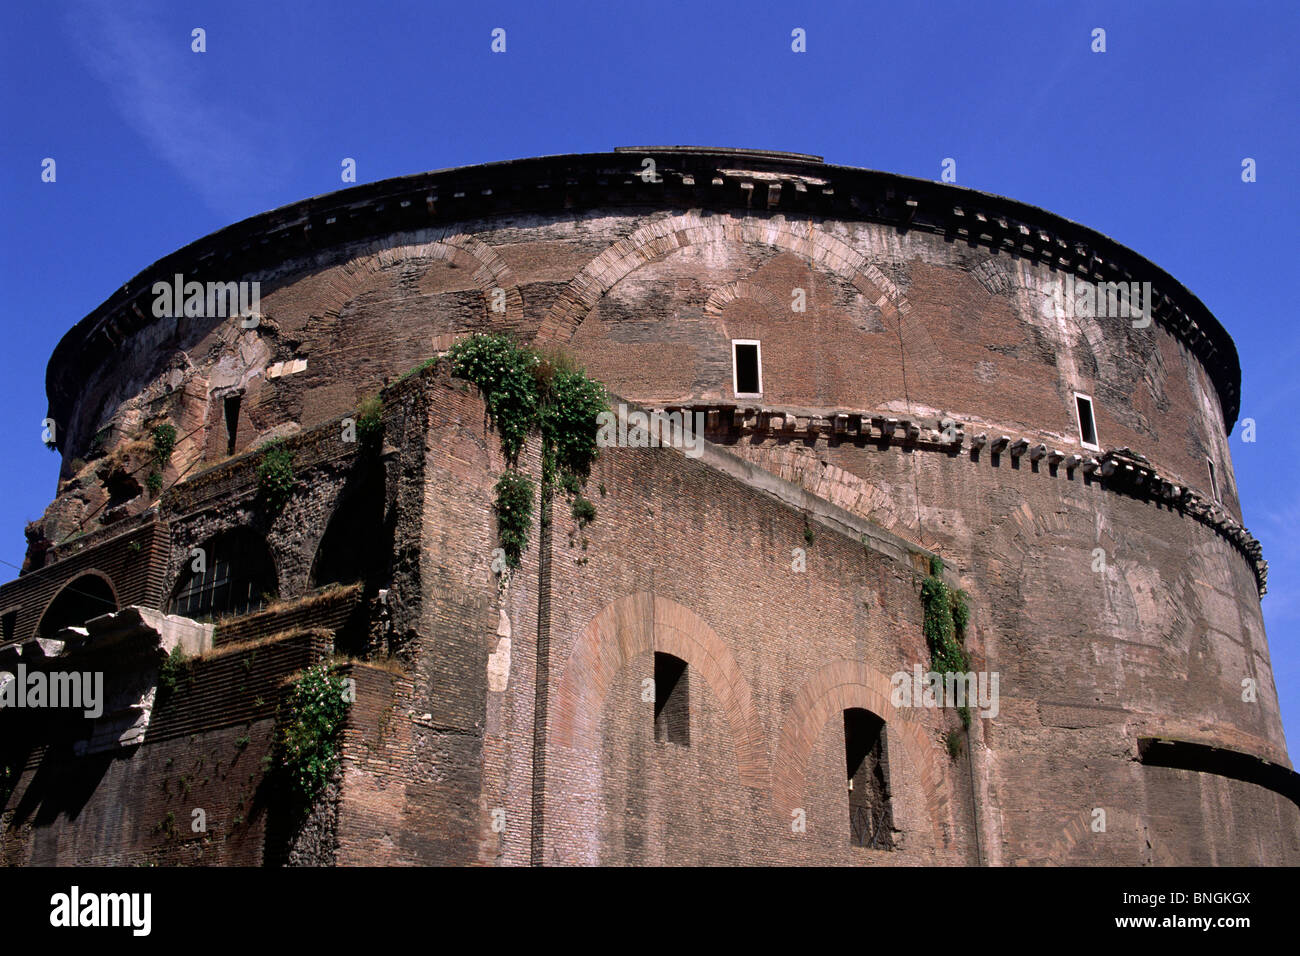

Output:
xmin=38 ymin=574 xmax=118 ymax=637
xmin=844 ymin=708 xmax=894 ymax=849
xmin=311 ymin=470 xmax=388 ymax=589
xmin=171 ymin=529 xmax=277 ymax=620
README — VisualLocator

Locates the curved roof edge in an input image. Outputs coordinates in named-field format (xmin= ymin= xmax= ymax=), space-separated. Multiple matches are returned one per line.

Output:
xmin=46 ymin=148 xmax=1242 ymax=434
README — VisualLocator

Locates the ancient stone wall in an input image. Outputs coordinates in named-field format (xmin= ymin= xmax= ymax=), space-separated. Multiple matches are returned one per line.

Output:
xmin=5 ymin=150 xmax=1291 ymax=866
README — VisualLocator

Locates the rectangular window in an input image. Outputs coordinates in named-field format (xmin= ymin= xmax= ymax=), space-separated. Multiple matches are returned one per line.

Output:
xmin=224 ymin=395 xmax=242 ymax=456
xmin=732 ymin=340 xmax=762 ymax=397
xmin=654 ymin=652 xmax=689 ymax=746
xmin=1207 ymin=458 xmax=1219 ymax=502
xmin=845 ymin=709 xmax=894 ymax=849
xmin=1074 ymin=392 xmax=1099 ymax=450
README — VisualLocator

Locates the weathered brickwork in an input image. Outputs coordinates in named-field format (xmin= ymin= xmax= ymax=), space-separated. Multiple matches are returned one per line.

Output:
xmin=3 ymin=149 xmax=1293 ymax=866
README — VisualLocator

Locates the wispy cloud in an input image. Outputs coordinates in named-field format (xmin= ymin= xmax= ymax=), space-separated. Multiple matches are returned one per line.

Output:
xmin=65 ymin=0 xmax=285 ymax=217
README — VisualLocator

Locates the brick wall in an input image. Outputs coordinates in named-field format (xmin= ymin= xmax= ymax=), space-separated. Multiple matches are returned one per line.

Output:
xmin=1 ymin=629 xmax=329 ymax=865
xmin=0 ymin=519 xmax=168 ymax=646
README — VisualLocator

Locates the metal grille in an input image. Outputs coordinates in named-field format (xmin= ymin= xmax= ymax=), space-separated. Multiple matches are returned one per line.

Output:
xmin=172 ymin=533 xmax=273 ymax=620
xmin=850 ymin=804 xmax=894 ymax=850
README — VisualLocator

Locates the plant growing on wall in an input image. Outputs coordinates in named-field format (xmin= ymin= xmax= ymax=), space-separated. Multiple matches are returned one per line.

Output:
xmin=921 ymin=555 xmax=973 ymax=728
xmin=157 ymin=644 xmax=190 ymax=698
xmin=946 ymin=729 xmax=965 ymax=760
xmin=273 ymin=662 xmax=350 ymax=814
xmin=147 ymin=422 xmax=178 ymax=496
xmin=493 ymin=470 xmax=536 ymax=570
xmin=446 ymin=334 xmax=608 ymax=572
xmin=256 ymin=439 xmax=296 ymax=513
xmin=571 ymin=495 xmax=596 ymax=528
xmin=355 ymin=395 xmax=384 ymax=445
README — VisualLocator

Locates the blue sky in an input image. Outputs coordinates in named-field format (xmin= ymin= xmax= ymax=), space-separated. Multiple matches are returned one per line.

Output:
xmin=2 ymin=1 xmax=1297 ymax=750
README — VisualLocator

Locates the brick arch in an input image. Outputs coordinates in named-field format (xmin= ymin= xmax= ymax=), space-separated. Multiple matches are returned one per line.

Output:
xmin=551 ymin=591 xmax=767 ymax=786
xmin=772 ymin=659 xmax=946 ymax=831
xmin=703 ymin=280 xmax=786 ymax=317
xmin=36 ymin=570 xmax=119 ymax=637
xmin=166 ymin=526 xmax=279 ymax=620
xmin=1027 ymin=806 xmax=1172 ymax=865
xmin=281 ymin=231 xmax=524 ymax=323
xmin=535 ymin=212 xmax=912 ymax=344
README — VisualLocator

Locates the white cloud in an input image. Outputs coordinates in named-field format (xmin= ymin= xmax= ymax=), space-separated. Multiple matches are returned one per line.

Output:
xmin=65 ymin=0 xmax=285 ymax=217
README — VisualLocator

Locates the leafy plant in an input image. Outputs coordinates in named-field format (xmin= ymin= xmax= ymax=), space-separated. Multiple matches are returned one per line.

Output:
xmin=158 ymin=644 xmax=189 ymax=698
xmin=921 ymin=556 xmax=972 ymax=728
xmin=256 ymin=440 xmax=295 ymax=512
xmin=395 ymin=357 xmax=438 ymax=384
xmin=152 ymin=423 xmax=178 ymax=462
xmin=539 ymin=363 xmax=607 ymax=482
xmin=273 ymin=663 xmax=351 ymax=814
xmin=356 ymin=395 xmax=384 ymax=444
xmin=143 ymin=422 xmax=180 ymax=497
xmin=946 ymin=729 xmax=965 ymax=760
xmin=448 ymin=334 xmax=541 ymax=465
xmin=154 ymin=811 xmax=178 ymax=840
xmin=494 ymin=471 xmax=536 ymax=570
xmin=447 ymin=334 xmax=608 ymax=568
xmin=571 ymin=495 xmax=596 ymax=528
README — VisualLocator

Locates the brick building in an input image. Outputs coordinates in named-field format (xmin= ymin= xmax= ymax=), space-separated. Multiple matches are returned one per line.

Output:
xmin=2 ymin=147 xmax=1296 ymax=865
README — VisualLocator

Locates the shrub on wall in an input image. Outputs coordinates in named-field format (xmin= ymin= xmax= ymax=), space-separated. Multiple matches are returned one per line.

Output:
xmin=448 ymin=334 xmax=541 ymax=465
xmin=152 ymin=423 xmax=177 ymax=461
xmin=274 ymin=663 xmax=351 ymax=814
xmin=157 ymin=644 xmax=189 ymax=698
xmin=446 ymin=334 xmax=608 ymax=569
xmin=356 ymin=395 xmax=384 ymax=444
xmin=256 ymin=440 xmax=296 ymax=513
xmin=494 ymin=471 xmax=536 ymax=570
xmin=571 ymin=495 xmax=596 ymax=528
xmin=147 ymin=422 xmax=178 ymax=496
xmin=921 ymin=556 xmax=973 ymax=728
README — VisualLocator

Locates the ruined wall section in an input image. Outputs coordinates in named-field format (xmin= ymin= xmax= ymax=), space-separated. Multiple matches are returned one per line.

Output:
xmin=522 ymin=427 xmax=976 ymax=865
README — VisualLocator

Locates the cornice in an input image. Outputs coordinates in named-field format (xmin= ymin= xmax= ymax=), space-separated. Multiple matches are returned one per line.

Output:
xmin=45 ymin=148 xmax=1241 ymax=440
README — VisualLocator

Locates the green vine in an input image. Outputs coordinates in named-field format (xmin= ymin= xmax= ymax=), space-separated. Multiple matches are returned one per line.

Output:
xmin=273 ymin=663 xmax=350 ymax=814
xmin=921 ymin=556 xmax=972 ymax=728
xmin=256 ymin=439 xmax=296 ymax=513
xmin=447 ymin=334 xmax=608 ymax=570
